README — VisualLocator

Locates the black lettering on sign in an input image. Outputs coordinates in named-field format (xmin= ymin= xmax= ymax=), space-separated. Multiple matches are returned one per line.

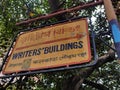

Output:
xmin=12 ymin=41 xmax=83 ymax=60
xmin=9 ymin=63 xmax=22 ymax=67
xmin=44 ymin=41 xmax=83 ymax=54
xmin=12 ymin=48 xmax=41 ymax=60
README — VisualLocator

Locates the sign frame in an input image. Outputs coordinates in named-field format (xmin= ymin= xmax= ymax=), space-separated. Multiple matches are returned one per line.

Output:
xmin=0 ymin=17 xmax=98 ymax=78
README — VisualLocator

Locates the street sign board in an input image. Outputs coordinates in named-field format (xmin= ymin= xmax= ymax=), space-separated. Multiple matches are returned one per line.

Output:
xmin=3 ymin=19 xmax=91 ymax=74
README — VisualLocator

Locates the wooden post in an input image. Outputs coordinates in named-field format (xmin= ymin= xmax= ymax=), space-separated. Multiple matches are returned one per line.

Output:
xmin=103 ymin=0 xmax=120 ymax=63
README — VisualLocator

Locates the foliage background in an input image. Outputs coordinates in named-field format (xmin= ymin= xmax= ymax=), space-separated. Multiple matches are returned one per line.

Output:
xmin=0 ymin=0 xmax=120 ymax=90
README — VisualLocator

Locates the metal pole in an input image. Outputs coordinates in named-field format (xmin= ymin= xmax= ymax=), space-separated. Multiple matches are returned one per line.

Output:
xmin=103 ymin=0 xmax=120 ymax=63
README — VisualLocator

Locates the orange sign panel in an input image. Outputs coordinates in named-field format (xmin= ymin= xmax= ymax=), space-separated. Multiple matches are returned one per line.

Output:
xmin=3 ymin=19 xmax=91 ymax=74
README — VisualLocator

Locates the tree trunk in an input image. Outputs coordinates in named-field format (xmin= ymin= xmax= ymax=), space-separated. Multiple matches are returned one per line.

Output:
xmin=48 ymin=0 xmax=66 ymax=21
xmin=62 ymin=76 xmax=83 ymax=90
xmin=48 ymin=0 xmax=60 ymax=12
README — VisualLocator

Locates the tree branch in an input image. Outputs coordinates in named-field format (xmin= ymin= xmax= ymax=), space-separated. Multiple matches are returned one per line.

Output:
xmin=63 ymin=51 xmax=115 ymax=90
xmin=83 ymin=79 xmax=109 ymax=90
xmin=96 ymin=50 xmax=115 ymax=66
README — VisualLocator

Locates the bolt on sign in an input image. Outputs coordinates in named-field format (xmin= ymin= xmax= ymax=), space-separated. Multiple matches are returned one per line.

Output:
xmin=3 ymin=19 xmax=91 ymax=74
